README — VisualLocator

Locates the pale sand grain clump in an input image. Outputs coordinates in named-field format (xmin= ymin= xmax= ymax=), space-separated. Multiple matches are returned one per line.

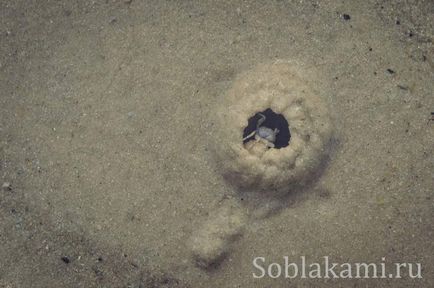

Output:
xmin=190 ymin=200 xmax=247 ymax=268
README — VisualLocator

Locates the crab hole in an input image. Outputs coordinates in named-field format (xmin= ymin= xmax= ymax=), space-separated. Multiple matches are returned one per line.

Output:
xmin=242 ymin=108 xmax=291 ymax=149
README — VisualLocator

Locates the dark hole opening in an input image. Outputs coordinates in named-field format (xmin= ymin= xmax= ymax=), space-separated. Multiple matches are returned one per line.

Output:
xmin=242 ymin=108 xmax=291 ymax=149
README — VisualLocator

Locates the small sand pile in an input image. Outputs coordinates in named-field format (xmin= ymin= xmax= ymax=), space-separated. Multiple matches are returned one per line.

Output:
xmin=214 ymin=60 xmax=333 ymax=196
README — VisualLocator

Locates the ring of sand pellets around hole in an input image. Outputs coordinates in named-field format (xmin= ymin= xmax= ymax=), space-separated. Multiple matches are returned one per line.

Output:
xmin=214 ymin=60 xmax=334 ymax=196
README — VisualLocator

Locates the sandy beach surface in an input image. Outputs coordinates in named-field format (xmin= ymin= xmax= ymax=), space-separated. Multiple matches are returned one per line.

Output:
xmin=1 ymin=0 xmax=433 ymax=287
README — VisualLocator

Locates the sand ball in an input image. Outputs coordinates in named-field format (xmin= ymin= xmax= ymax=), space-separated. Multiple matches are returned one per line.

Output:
xmin=214 ymin=60 xmax=333 ymax=195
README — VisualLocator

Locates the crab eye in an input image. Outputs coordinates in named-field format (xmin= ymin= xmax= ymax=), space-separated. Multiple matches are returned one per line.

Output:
xmin=242 ymin=108 xmax=291 ymax=148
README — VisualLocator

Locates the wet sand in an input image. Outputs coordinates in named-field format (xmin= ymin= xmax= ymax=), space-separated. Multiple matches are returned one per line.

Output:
xmin=1 ymin=0 xmax=433 ymax=287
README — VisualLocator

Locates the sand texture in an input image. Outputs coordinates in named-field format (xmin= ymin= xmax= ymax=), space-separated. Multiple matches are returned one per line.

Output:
xmin=1 ymin=0 xmax=433 ymax=287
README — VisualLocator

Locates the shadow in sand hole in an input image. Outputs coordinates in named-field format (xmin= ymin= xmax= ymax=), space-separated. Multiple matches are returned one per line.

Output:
xmin=242 ymin=108 xmax=291 ymax=149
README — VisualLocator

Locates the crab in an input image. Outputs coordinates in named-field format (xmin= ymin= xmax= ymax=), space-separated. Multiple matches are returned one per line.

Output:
xmin=242 ymin=113 xmax=280 ymax=148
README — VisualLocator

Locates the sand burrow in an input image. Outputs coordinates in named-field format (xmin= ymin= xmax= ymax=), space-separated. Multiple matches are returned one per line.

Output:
xmin=242 ymin=108 xmax=291 ymax=149
xmin=190 ymin=61 xmax=334 ymax=269
xmin=214 ymin=60 xmax=334 ymax=196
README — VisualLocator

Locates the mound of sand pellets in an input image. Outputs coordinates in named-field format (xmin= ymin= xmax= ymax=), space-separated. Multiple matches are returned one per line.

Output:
xmin=190 ymin=61 xmax=335 ymax=269
xmin=190 ymin=200 xmax=247 ymax=268
xmin=214 ymin=60 xmax=334 ymax=196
